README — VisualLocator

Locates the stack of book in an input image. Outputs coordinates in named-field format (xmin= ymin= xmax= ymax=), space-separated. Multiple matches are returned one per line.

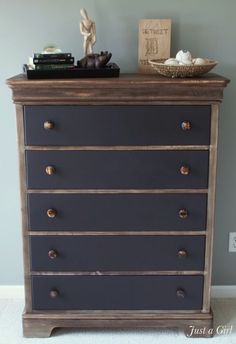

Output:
xmin=33 ymin=53 xmax=75 ymax=70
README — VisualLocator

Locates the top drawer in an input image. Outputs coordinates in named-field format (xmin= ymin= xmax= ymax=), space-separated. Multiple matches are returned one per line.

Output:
xmin=24 ymin=105 xmax=211 ymax=146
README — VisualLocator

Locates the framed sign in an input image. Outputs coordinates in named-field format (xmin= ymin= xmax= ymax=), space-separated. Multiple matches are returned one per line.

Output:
xmin=138 ymin=19 xmax=171 ymax=73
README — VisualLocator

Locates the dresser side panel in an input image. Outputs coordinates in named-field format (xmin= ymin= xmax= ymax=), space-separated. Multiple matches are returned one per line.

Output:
xmin=202 ymin=103 xmax=219 ymax=312
xmin=15 ymin=104 xmax=32 ymax=311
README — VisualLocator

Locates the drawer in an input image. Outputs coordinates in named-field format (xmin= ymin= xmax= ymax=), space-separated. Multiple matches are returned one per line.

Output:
xmin=32 ymin=275 xmax=204 ymax=310
xmin=28 ymin=193 xmax=207 ymax=231
xmin=30 ymin=235 xmax=205 ymax=271
xmin=24 ymin=105 xmax=211 ymax=146
xmin=26 ymin=150 xmax=209 ymax=189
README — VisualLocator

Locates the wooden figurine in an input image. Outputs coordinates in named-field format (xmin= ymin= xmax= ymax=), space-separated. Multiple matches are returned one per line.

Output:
xmin=80 ymin=8 xmax=96 ymax=56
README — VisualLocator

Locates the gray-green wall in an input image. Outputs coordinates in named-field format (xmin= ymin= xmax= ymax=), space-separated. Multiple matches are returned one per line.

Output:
xmin=0 ymin=0 xmax=235 ymax=285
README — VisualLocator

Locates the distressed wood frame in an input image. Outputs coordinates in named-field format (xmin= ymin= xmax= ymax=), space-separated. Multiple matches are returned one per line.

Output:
xmin=7 ymin=73 xmax=229 ymax=338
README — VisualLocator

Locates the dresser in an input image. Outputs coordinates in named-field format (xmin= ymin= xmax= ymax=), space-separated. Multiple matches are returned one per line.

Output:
xmin=7 ymin=73 xmax=229 ymax=338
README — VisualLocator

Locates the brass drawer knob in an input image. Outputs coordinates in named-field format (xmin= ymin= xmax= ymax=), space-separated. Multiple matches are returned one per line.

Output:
xmin=176 ymin=289 xmax=185 ymax=299
xmin=181 ymin=121 xmax=191 ymax=131
xmin=44 ymin=121 xmax=54 ymax=130
xmin=49 ymin=289 xmax=59 ymax=299
xmin=179 ymin=209 xmax=188 ymax=219
xmin=45 ymin=165 xmax=56 ymax=175
xmin=177 ymin=250 xmax=188 ymax=259
xmin=180 ymin=165 xmax=190 ymax=175
xmin=47 ymin=208 xmax=57 ymax=218
xmin=48 ymin=250 xmax=58 ymax=259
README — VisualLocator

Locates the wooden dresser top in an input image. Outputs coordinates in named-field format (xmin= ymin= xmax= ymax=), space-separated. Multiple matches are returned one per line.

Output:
xmin=7 ymin=73 xmax=230 ymax=104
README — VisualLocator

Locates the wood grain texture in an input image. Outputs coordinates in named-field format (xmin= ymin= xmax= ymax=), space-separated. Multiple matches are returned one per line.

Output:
xmin=202 ymin=104 xmax=219 ymax=312
xmin=23 ymin=311 xmax=213 ymax=338
xmin=29 ymin=231 xmax=207 ymax=236
xmin=7 ymin=73 xmax=229 ymax=104
xmin=30 ymin=271 xmax=205 ymax=276
xmin=15 ymin=104 xmax=32 ymax=312
xmin=27 ymin=309 xmax=214 ymax=317
xmin=27 ymin=189 xmax=208 ymax=194
xmin=25 ymin=145 xmax=210 ymax=151
xmin=7 ymin=73 xmax=229 ymax=86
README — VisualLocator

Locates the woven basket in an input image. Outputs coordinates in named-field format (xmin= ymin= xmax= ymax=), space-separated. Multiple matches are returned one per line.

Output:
xmin=148 ymin=58 xmax=218 ymax=78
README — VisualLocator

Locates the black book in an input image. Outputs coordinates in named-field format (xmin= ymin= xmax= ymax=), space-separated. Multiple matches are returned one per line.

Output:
xmin=33 ymin=57 xmax=74 ymax=65
xmin=34 ymin=53 xmax=72 ymax=59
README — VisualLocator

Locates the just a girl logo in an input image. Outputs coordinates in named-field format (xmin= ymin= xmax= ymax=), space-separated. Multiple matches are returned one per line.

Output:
xmin=187 ymin=325 xmax=233 ymax=337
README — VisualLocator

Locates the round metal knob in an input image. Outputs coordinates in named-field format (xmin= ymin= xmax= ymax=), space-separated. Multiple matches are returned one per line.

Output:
xmin=176 ymin=289 xmax=185 ymax=299
xmin=179 ymin=209 xmax=188 ymax=219
xmin=49 ymin=289 xmax=59 ymax=298
xmin=44 ymin=121 xmax=54 ymax=130
xmin=177 ymin=250 xmax=188 ymax=259
xmin=181 ymin=121 xmax=191 ymax=131
xmin=47 ymin=209 xmax=57 ymax=218
xmin=180 ymin=165 xmax=190 ymax=175
xmin=48 ymin=250 xmax=58 ymax=259
xmin=45 ymin=165 xmax=56 ymax=175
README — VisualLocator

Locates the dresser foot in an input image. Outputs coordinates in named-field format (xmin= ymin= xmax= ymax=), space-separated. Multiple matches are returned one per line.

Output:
xmin=23 ymin=318 xmax=54 ymax=338
xmin=22 ymin=310 xmax=214 ymax=338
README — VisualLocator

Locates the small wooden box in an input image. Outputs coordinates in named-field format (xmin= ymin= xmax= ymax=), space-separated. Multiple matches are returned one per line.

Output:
xmin=138 ymin=19 xmax=171 ymax=73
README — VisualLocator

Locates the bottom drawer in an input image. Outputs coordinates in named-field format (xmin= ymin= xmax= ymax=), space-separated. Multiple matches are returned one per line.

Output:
xmin=32 ymin=275 xmax=203 ymax=310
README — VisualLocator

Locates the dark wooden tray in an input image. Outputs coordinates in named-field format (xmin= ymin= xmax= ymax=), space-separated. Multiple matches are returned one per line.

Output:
xmin=23 ymin=63 xmax=120 ymax=79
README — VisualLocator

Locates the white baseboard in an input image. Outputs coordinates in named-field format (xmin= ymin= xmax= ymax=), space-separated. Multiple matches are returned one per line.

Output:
xmin=0 ymin=285 xmax=24 ymax=298
xmin=0 ymin=285 xmax=235 ymax=299
xmin=211 ymin=286 xmax=236 ymax=298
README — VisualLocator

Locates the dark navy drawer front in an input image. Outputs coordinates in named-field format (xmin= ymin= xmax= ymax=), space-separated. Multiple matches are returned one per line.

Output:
xmin=30 ymin=235 xmax=205 ymax=271
xmin=26 ymin=150 xmax=209 ymax=189
xmin=28 ymin=193 xmax=207 ymax=231
xmin=32 ymin=275 xmax=204 ymax=310
xmin=24 ymin=105 xmax=211 ymax=146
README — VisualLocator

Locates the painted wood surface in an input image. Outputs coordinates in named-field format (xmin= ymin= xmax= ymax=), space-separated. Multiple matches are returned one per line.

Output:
xmin=7 ymin=74 xmax=229 ymax=337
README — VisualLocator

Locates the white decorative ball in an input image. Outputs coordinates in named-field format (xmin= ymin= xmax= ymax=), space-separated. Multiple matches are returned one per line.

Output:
xmin=193 ymin=58 xmax=206 ymax=65
xmin=180 ymin=60 xmax=193 ymax=66
xmin=164 ymin=58 xmax=179 ymax=66
xmin=176 ymin=50 xmax=192 ymax=63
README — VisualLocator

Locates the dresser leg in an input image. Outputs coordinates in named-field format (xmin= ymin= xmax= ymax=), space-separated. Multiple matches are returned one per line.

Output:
xmin=23 ymin=318 xmax=54 ymax=338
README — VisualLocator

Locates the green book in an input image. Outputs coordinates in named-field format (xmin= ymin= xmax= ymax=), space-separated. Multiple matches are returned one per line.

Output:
xmin=34 ymin=64 xmax=75 ymax=70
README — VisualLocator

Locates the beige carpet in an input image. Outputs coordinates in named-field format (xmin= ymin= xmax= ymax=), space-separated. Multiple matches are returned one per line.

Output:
xmin=0 ymin=298 xmax=235 ymax=344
